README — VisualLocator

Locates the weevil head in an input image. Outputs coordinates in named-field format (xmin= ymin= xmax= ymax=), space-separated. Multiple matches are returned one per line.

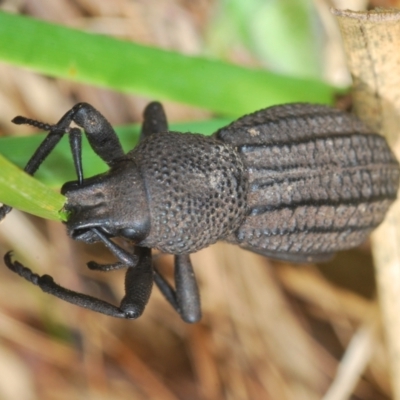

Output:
xmin=62 ymin=159 xmax=150 ymax=244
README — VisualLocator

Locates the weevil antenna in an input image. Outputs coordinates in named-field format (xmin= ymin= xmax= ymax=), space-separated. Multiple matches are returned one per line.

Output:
xmin=12 ymin=116 xmax=54 ymax=132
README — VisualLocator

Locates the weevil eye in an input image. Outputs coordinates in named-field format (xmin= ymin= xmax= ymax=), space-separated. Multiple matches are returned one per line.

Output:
xmin=120 ymin=228 xmax=137 ymax=238
xmin=120 ymin=223 xmax=150 ymax=242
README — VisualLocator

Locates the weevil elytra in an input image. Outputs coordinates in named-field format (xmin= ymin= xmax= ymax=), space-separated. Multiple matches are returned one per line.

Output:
xmin=1 ymin=102 xmax=399 ymax=322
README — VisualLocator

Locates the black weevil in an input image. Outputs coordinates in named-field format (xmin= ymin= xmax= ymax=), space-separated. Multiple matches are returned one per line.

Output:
xmin=1 ymin=102 xmax=399 ymax=322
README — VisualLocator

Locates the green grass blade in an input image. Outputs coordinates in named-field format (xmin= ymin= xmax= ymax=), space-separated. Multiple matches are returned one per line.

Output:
xmin=0 ymin=12 xmax=338 ymax=115
xmin=0 ymin=154 xmax=67 ymax=221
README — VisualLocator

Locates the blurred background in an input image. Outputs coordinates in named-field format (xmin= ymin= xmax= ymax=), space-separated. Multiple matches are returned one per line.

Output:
xmin=0 ymin=0 xmax=399 ymax=399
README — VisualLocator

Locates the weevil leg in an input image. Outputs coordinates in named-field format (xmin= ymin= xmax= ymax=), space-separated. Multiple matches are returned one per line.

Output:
xmin=68 ymin=127 xmax=83 ymax=185
xmin=174 ymin=254 xmax=201 ymax=323
xmin=4 ymin=247 xmax=153 ymax=319
xmin=23 ymin=127 xmax=65 ymax=175
xmin=87 ymin=261 xmax=126 ymax=272
xmin=90 ymin=228 xmax=138 ymax=267
xmin=140 ymin=101 xmax=168 ymax=142
xmin=12 ymin=104 xmax=97 ymax=177
xmin=154 ymin=254 xmax=201 ymax=323
xmin=153 ymin=269 xmax=179 ymax=310
xmin=0 ymin=115 xmax=68 ymax=220
xmin=1 ymin=103 xmax=125 ymax=220
xmin=121 ymin=247 xmax=154 ymax=318
xmin=20 ymin=103 xmax=124 ymax=174
xmin=66 ymin=103 xmax=124 ymax=166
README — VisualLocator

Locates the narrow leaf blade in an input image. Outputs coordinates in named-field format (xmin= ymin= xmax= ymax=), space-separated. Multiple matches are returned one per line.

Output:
xmin=0 ymin=154 xmax=66 ymax=221
xmin=0 ymin=11 xmax=337 ymax=115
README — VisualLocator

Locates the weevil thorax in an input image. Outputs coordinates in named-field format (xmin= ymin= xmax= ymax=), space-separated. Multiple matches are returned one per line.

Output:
xmin=62 ymin=160 xmax=150 ymax=243
xmin=130 ymin=131 xmax=249 ymax=254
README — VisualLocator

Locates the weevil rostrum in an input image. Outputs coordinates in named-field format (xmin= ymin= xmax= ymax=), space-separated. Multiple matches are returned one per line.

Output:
xmin=1 ymin=102 xmax=399 ymax=322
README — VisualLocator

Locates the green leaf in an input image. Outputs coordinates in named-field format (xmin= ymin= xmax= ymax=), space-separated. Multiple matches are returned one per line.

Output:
xmin=0 ymin=154 xmax=67 ymax=221
xmin=0 ymin=11 xmax=337 ymax=116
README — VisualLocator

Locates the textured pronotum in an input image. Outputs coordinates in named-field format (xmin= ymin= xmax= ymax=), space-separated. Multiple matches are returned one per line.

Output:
xmin=215 ymin=103 xmax=400 ymax=262
xmin=131 ymin=131 xmax=248 ymax=254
